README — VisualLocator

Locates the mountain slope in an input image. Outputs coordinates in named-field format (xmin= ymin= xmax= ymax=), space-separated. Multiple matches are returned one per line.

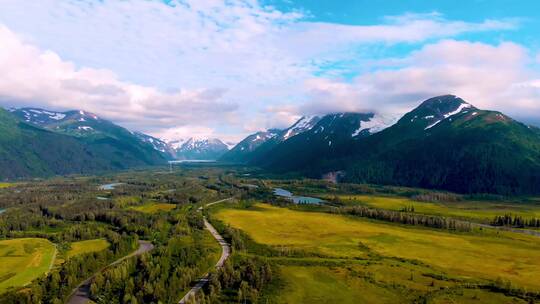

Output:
xmin=219 ymin=129 xmax=281 ymax=163
xmin=1 ymin=107 xmax=167 ymax=178
xmin=0 ymin=108 xmax=113 ymax=178
xmin=133 ymin=132 xmax=175 ymax=159
xmin=327 ymin=95 xmax=540 ymax=195
xmin=11 ymin=108 xmax=166 ymax=165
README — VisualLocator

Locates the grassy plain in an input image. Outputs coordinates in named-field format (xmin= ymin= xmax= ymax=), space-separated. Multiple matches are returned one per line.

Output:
xmin=325 ymin=194 xmax=540 ymax=222
xmin=0 ymin=183 xmax=13 ymax=189
xmin=275 ymin=265 xmax=528 ymax=304
xmin=67 ymin=239 xmax=110 ymax=258
xmin=129 ymin=203 xmax=176 ymax=214
xmin=277 ymin=266 xmax=399 ymax=303
xmin=214 ymin=203 xmax=540 ymax=290
xmin=0 ymin=238 xmax=56 ymax=293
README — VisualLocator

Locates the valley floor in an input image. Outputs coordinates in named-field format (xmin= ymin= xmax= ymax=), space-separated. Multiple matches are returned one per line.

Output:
xmin=0 ymin=167 xmax=539 ymax=303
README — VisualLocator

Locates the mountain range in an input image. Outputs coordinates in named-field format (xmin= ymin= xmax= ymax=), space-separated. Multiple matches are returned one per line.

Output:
xmin=0 ymin=107 xmax=231 ymax=178
xmin=221 ymin=95 xmax=540 ymax=195
xmin=2 ymin=95 xmax=540 ymax=195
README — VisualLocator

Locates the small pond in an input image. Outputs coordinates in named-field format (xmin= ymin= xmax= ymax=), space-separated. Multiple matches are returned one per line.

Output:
xmin=98 ymin=183 xmax=125 ymax=190
xmin=273 ymin=188 xmax=324 ymax=204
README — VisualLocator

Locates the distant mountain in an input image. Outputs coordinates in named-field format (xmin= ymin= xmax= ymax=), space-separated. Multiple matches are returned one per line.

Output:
xmin=250 ymin=112 xmax=396 ymax=169
xmin=174 ymin=138 xmax=229 ymax=160
xmin=220 ymin=116 xmax=323 ymax=163
xmin=0 ymin=107 xmax=166 ymax=179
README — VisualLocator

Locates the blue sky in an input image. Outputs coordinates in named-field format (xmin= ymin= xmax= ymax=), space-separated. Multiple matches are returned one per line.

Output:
xmin=0 ymin=0 xmax=539 ymax=141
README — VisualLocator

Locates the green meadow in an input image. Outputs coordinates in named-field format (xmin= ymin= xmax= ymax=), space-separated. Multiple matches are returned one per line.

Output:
xmin=0 ymin=238 xmax=56 ymax=293
xmin=67 ymin=239 xmax=110 ymax=258
xmin=214 ymin=203 xmax=540 ymax=292
xmin=0 ymin=183 xmax=13 ymax=189
xmin=274 ymin=265 xmax=528 ymax=304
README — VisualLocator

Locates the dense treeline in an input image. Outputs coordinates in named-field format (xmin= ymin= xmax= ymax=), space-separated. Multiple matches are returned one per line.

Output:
xmin=0 ymin=169 xmax=246 ymax=303
xmin=491 ymin=214 xmax=540 ymax=228
xmin=333 ymin=205 xmax=472 ymax=232
xmin=88 ymin=222 xmax=217 ymax=303
xmin=196 ymin=256 xmax=274 ymax=304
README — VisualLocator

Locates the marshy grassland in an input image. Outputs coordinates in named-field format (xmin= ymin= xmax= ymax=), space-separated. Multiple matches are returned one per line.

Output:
xmin=213 ymin=202 xmax=540 ymax=303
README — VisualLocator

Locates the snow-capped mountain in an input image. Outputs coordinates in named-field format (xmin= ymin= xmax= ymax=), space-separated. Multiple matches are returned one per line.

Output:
xmin=249 ymin=112 xmax=378 ymax=167
xmin=174 ymin=138 xmax=229 ymax=160
xmin=399 ymin=95 xmax=476 ymax=131
xmin=222 ymin=112 xmax=397 ymax=164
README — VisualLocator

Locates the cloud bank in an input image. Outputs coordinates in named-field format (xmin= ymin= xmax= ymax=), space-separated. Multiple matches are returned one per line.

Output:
xmin=298 ymin=40 xmax=540 ymax=122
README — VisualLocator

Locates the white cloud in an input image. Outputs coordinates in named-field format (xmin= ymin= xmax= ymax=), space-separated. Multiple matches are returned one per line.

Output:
xmin=0 ymin=25 xmax=237 ymax=136
xmin=295 ymin=40 xmax=540 ymax=122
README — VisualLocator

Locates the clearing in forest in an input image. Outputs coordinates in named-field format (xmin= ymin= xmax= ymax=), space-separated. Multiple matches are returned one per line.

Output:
xmin=67 ymin=239 xmax=110 ymax=258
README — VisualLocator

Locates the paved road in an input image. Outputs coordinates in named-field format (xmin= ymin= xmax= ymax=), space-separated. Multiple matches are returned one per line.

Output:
xmin=179 ymin=198 xmax=233 ymax=304
xmin=67 ymin=240 xmax=154 ymax=304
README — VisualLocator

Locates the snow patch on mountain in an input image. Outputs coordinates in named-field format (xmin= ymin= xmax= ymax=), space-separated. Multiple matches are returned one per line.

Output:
xmin=282 ymin=116 xmax=320 ymax=140
xmin=352 ymin=114 xmax=398 ymax=137
xmin=425 ymin=102 xmax=472 ymax=130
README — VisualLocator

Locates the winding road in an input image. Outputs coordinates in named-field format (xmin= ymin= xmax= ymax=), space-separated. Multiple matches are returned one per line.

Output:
xmin=67 ymin=240 xmax=154 ymax=304
xmin=178 ymin=198 xmax=233 ymax=304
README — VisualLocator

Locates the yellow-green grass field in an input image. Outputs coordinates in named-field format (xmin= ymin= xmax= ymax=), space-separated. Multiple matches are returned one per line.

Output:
xmin=0 ymin=183 xmax=13 ymax=189
xmin=429 ymin=289 xmax=528 ymax=304
xmin=275 ymin=265 xmax=527 ymax=304
xmin=277 ymin=266 xmax=398 ymax=303
xmin=0 ymin=238 xmax=56 ymax=293
xmin=215 ymin=204 xmax=540 ymax=290
xmin=129 ymin=203 xmax=176 ymax=214
xmin=67 ymin=239 xmax=110 ymax=258
xmin=327 ymin=195 xmax=540 ymax=223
